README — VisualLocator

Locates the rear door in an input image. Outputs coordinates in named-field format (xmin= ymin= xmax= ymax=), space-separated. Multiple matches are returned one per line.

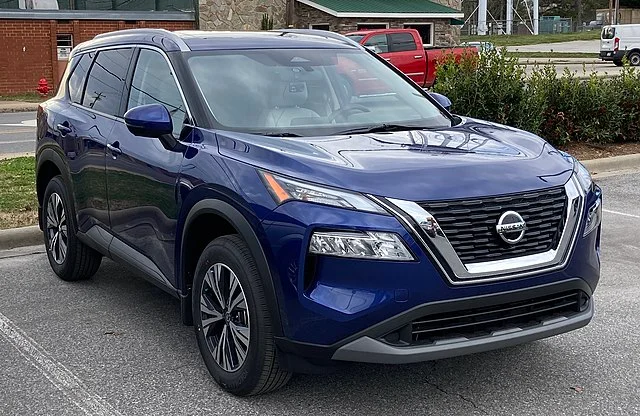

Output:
xmin=105 ymin=47 xmax=190 ymax=286
xmin=59 ymin=49 xmax=127 ymax=233
xmin=601 ymin=26 xmax=615 ymax=52
xmin=387 ymin=32 xmax=425 ymax=85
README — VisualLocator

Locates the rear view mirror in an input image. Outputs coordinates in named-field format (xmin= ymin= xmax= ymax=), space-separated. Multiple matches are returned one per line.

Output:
xmin=124 ymin=104 xmax=173 ymax=138
xmin=427 ymin=91 xmax=452 ymax=111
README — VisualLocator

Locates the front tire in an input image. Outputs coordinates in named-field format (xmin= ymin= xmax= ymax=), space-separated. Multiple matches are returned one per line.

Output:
xmin=628 ymin=51 xmax=640 ymax=66
xmin=42 ymin=176 xmax=101 ymax=281
xmin=193 ymin=235 xmax=291 ymax=396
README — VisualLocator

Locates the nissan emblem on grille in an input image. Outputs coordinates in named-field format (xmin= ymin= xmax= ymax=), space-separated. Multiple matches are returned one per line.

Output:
xmin=496 ymin=211 xmax=527 ymax=244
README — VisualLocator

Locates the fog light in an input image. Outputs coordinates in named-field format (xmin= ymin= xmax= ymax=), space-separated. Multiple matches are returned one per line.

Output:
xmin=309 ymin=231 xmax=414 ymax=261
xmin=584 ymin=197 xmax=602 ymax=237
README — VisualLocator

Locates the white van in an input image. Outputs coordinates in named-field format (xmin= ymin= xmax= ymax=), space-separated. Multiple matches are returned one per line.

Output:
xmin=600 ymin=24 xmax=640 ymax=66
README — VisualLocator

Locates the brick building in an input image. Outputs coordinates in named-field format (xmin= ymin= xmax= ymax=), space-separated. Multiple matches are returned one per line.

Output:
xmin=0 ymin=10 xmax=194 ymax=95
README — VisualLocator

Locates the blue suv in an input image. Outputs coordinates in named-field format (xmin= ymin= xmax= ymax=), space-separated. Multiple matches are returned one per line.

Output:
xmin=36 ymin=29 xmax=602 ymax=396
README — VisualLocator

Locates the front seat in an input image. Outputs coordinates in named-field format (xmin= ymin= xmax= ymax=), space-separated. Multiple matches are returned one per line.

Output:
xmin=263 ymin=81 xmax=320 ymax=128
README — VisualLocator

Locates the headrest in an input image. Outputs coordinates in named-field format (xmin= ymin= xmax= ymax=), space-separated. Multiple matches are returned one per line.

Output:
xmin=272 ymin=81 xmax=308 ymax=108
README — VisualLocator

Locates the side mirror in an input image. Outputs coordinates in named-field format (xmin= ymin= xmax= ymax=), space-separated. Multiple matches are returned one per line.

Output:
xmin=124 ymin=104 xmax=173 ymax=138
xmin=427 ymin=91 xmax=452 ymax=112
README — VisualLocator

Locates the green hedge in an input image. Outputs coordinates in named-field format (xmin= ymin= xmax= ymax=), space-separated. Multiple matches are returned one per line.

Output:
xmin=432 ymin=51 xmax=640 ymax=146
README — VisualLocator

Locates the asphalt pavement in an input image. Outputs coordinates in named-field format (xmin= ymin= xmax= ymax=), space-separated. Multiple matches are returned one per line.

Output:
xmin=0 ymin=111 xmax=36 ymax=157
xmin=0 ymin=170 xmax=639 ymax=415
xmin=507 ymin=39 xmax=600 ymax=54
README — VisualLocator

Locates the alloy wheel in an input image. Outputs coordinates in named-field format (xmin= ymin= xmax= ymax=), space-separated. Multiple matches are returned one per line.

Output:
xmin=200 ymin=263 xmax=250 ymax=372
xmin=46 ymin=192 xmax=68 ymax=265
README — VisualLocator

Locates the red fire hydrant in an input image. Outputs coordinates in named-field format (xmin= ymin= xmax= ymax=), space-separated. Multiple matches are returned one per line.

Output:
xmin=36 ymin=78 xmax=50 ymax=96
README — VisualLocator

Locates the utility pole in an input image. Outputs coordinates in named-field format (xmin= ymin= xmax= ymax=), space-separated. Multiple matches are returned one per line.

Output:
xmin=506 ymin=0 xmax=513 ymax=34
xmin=614 ymin=0 xmax=620 ymax=24
xmin=478 ymin=0 xmax=487 ymax=35
xmin=608 ymin=0 xmax=613 ymax=24
xmin=533 ymin=0 xmax=539 ymax=35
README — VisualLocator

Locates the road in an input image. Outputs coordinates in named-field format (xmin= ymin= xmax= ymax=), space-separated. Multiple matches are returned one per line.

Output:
xmin=521 ymin=59 xmax=625 ymax=78
xmin=507 ymin=39 xmax=600 ymax=53
xmin=0 ymin=169 xmax=639 ymax=415
xmin=0 ymin=111 xmax=36 ymax=157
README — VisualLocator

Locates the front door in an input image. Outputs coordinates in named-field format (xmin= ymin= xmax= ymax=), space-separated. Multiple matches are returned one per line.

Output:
xmin=105 ymin=48 xmax=190 ymax=285
xmin=387 ymin=32 xmax=425 ymax=86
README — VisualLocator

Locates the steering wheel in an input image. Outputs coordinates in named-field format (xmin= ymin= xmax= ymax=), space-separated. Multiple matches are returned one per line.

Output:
xmin=328 ymin=104 xmax=371 ymax=123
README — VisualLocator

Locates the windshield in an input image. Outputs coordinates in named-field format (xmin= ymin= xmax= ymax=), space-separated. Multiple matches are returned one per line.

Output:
xmin=188 ymin=48 xmax=451 ymax=137
xmin=345 ymin=34 xmax=365 ymax=43
xmin=601 ymin=26 xmax=615 ymax=39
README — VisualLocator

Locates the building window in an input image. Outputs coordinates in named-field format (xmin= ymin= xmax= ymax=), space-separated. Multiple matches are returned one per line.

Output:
xmin=356 ymin=23 xmax=389 ymax=30
xmin=309 ymin=24 xmax=330 ymax=31
xmin=403 ymin=23 xmax=434 ymax=46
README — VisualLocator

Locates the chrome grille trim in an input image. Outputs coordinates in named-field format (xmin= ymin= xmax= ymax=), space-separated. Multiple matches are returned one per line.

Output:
xmin=371 ymin=176 xmax=585 ymax=285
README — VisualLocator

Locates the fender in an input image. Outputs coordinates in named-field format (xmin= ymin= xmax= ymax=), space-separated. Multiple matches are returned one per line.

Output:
xmin=179 ymin=198 xmax=284 ymax=337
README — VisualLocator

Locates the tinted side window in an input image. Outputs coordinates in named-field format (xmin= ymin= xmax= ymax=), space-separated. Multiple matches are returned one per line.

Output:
xmin=389 ymin=33 xmax=417 ymax=52
xmin=364 ymin=34 xmax=389 ymax=53
xmin=67 ymin=53 xmax=92 ymax=104
xmin=127 ymin=49 xmax=187 ymax=137
xmin=82 ymin=48 xmax=133 ymax=116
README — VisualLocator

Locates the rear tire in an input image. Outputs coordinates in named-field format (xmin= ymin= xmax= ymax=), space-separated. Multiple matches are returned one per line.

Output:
xmin=42 ymin=176 xmax=102 ymax=281
xmin=193 ymin=235 xmax=291 ymax=396
xmin=613 ymin=59 xmax=623 ymax=67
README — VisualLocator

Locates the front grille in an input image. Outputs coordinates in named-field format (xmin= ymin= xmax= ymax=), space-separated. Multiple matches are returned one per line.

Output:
xmin=410 ymin=290 xmax=588 ymax=345
xmin=418 ymin=187 xmax=567 ymax=264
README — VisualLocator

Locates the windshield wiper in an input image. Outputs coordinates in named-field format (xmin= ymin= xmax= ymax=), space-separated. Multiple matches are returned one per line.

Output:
xmin=336 ymin=124 xmax=430 ymax=135
xmin=263 ymin=132 xmax=303 ymax=137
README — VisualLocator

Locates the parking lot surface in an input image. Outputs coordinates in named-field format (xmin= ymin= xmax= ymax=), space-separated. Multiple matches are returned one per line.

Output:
xmin=0 ymin=170 xmax=638 ymax=416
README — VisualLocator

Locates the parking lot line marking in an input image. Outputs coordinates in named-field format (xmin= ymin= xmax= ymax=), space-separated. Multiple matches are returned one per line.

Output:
xmin=0 ymin=311 xmax=122 ymax=416
xmin=603 ymin=209 xmax=640 ymax=219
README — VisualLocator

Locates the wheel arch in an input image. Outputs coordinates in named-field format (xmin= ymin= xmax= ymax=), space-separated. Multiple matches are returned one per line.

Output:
xmin=36 ymin=149 xmax=72 ymax=229
xmin=178 ymin=198 xmax=284 ymax=337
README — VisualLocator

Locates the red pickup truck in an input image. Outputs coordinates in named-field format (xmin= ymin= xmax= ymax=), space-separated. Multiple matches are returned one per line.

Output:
xmin=345 ymin=28 xmax=476 ymax=88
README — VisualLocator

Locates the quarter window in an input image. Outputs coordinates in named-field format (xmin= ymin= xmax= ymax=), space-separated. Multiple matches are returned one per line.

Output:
xmin=127 ymin=49 xmax=187 ymax=137
xmin=82 ymin=48 xmax=133 ymax=117
xmin=67 ymin=53 xmax=92 ymax=104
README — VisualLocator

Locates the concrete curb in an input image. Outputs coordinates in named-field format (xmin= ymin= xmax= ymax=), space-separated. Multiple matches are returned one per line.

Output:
xmin=0 ymin=225 xmax=42 ymax=250
xmin=0 ymin=154 xmax=638 ymax=251
xmin=0 ymin=102 xmax=40 ymax=113
xmin=582 ymin=153 xmax=640 ymax=174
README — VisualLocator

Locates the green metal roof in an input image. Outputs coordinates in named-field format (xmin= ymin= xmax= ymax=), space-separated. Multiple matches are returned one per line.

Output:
xmin=298 ymin=0 xmax=463 ymax=16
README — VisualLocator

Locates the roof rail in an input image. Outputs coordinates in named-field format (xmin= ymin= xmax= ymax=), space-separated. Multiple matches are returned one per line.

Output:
xmin=92 ymin=28 xmax=190 ymax=51
xmin=270 ymin=29 xmax=363 ymax=49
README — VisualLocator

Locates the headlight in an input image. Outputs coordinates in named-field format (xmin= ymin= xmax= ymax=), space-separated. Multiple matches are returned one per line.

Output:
xmin=309 ymin=231 xmax=414 ymax=261
xmin=583 ymin=196 xmax=602 ymax=237
xmin=260 ymin=171 xmax=386 ymax=214
xmin=574 ymin=160 xmax=593 ymax=194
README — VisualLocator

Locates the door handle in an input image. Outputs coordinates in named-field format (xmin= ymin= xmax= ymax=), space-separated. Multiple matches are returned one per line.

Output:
xmin=56 ymin=123 xmax=72 ymax=136
xmin=414 ymin=55 xmax=424 ymax=59
xmin=107 ymin=142 xmax=122 ymax=158
xmin=384 ymin=58 xmax=392 ymax=62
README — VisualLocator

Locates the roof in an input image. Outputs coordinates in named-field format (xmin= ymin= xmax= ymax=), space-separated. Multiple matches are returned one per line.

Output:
xmin=297 ymin=0 xmax=464 ymax=18
xmin=75 ymin=29 xmax=358 ymax=55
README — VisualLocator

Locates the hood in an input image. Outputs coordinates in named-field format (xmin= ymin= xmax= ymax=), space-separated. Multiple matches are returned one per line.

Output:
xmin=215 ymin=117 xmax=574 ymax=201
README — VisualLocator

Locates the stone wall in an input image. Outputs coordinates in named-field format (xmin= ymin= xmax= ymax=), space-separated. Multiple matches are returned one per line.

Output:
xmin=199 ymin=0 xmax=287 ymax=30
xmin=294 ymin=2 xmax=459 ymax=46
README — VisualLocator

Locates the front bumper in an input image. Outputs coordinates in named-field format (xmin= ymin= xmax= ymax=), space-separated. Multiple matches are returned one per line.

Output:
xmin=333 ymin=280 xmax=593 ymax=364
xmin=276 ymin=278 xmax=594 ymax=363
xmin=600 ymin=50 xmax=625 ymax=61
